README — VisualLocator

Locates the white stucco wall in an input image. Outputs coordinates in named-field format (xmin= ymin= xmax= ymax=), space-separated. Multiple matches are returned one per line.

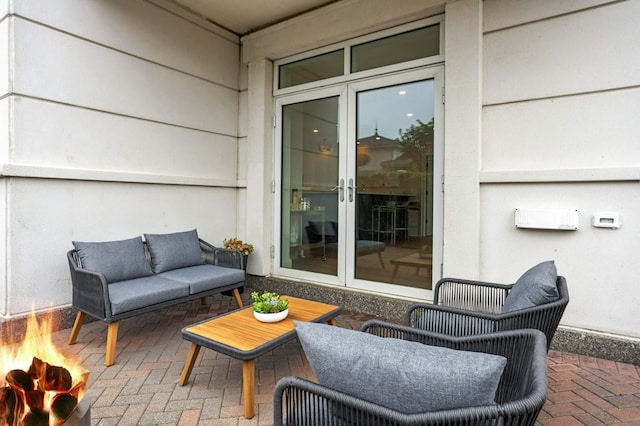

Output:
xmin=481 ymin=0 xmax=640 ymax=338
xmin=0 ymin=0 xmax=242 ymax=316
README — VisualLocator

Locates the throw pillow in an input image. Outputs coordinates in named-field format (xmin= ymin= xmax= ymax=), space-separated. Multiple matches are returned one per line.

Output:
xmin=73 ymin=236 xmax=153 ymax=283
xmin=502 ymin=260 xmax=559 ymax=313
xmin=144 ymin=229 xmax=205 ymax=273
xmin=294 ymin=321 xmax=506 ymax=414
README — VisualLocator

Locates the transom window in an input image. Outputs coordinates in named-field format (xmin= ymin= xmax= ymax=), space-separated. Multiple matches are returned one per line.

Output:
xmin=275 ymin=16 xmax=443 ymax=92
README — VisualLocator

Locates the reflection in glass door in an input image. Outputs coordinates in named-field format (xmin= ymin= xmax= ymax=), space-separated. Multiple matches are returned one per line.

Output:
xmin=280 ymin=96 xmax=340 ymax=276
xmin=354 ymin=80 xmax=435 ymax=290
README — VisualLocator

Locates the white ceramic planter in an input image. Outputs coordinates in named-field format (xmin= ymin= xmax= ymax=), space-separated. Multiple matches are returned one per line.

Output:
xmin=253 ymin=309 xmax=289 ymax=323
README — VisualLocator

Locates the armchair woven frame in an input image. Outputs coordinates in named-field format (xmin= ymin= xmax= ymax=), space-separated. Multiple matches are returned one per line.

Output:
xmin=405 ymin=276 xmax=569 ymax=351
xmin=274 ymin=323 xmax=548 ymax=426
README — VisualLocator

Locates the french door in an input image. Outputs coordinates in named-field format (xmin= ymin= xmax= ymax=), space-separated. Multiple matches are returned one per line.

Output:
xmin=275 ymin=67 xmax=443 ymax=299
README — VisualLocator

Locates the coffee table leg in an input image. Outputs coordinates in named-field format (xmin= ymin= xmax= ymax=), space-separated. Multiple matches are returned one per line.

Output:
xmin=242 ymin=359 xmax=256 ymax=418
xmin=391 ymin=264 xmax=400 ymax=281
xmin=179 ymin=343 xmax=201 ymax=386
xmin=328 ymin=318 xmax=337 ymax=326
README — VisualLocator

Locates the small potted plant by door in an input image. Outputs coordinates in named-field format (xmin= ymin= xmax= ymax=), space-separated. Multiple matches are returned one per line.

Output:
xmin=251 ymin=291 xmax=289 ymax=323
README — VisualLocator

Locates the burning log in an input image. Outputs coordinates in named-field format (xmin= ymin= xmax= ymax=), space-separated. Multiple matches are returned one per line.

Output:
xmin=1 ymin=357 xmax=80 ymax=426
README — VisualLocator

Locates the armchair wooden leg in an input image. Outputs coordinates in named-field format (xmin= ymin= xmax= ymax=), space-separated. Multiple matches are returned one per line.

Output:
xmin=232 ymin=288 xmax=243 ymax=308
xmin=68 ymin=311 xmax=85 ymax=345
xmin=104 ymin=322 xmax=119 ymax=367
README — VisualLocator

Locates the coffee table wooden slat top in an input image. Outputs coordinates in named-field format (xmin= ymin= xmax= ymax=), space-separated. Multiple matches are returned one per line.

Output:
xmin=179 ymin=295 xmax=342 ymax=419
xmin=182 ymin=296 xmax=342 ymax=359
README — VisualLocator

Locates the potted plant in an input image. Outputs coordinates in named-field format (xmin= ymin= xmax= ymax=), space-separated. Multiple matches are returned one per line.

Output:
xmin=251 ymin=291 xmax=289 ymax=323
xmin=223 ymin=237 xmax=254 ymax=256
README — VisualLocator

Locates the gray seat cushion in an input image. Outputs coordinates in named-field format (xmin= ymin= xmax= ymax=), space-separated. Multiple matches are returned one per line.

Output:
xmin=108 ymin=276 xmax=190 ymax=315
xmin=502 ymin=260 xmax=559 ymax=313
xmin=144 ymin=229 xmax=205 ymax=273
xmin=158 ymin=264 xmax=244 ymax=294
xmin=73 ymin=236 xmax=152 ymax=283
xmin=295 ymin=321 xmax=506 ymax=414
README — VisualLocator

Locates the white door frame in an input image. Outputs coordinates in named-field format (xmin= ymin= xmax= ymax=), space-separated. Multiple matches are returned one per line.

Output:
xmin=273 ymin=66 xmax=444 ymax=301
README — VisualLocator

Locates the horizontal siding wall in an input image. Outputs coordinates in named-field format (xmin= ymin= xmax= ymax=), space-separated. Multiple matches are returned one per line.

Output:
xmin=0 ymin=0 xmax=241 ymax=317
xmin=481 ymin=0 xmax=640 ymax=338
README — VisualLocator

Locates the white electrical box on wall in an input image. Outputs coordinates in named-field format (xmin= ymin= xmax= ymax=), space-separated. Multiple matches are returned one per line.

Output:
xmin=592 ymin=213 xmax=621 ymax=229
xmin=514 ymin=209 xmax=579 ymax=230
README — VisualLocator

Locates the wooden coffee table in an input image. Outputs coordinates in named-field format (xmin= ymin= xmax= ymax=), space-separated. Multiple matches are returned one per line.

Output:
xmin=178 ymin=296 xmax=342 ymax=419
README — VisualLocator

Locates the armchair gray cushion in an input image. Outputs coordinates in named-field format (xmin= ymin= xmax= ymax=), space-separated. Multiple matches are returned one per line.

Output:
xmin=502 ymin=260 xmax=559 ymax=313
xmin=72 ymin=236 xmax=152 ymax=283
xmin=294 ymin=321 xmax=506 ymax=414
xmin=144 ymin=229 xmax=205 ymax=273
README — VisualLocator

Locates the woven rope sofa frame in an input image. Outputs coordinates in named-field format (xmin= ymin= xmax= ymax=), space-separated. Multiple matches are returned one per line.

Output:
xmin=274 ymin=322 xmax=548 ymax=426
xmin=66 ymin=238 xmax=244 ymax=366
xmin=405 ymin=276 xmax=569 ymax=351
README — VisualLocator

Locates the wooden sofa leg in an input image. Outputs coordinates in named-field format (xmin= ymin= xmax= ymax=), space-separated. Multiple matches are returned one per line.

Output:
xmin=105 ymin=322 xmax=119 ymax=367
xmin=232 ymin=288 xmax=243 ymax=308
xmin=68 ymin=311 xmax=86 ymax=345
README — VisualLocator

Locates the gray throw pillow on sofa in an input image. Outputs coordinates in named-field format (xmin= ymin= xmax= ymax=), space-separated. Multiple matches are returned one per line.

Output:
xmin=294 ymin=321 xmax=506 ymax=414
xmin=502 ymin=260 xmax=559 ymax=313
xmin=73 ymin=236 xmax=153 ymax=283
xmin=144 ymin=229 xmax=205 ymax=273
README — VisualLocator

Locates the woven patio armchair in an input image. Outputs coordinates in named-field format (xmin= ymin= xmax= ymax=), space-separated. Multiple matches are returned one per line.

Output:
xmin=275 ymin=322 xmax=548 ymax=426
xmin=405 ymin=275 xmax=569 ymax=351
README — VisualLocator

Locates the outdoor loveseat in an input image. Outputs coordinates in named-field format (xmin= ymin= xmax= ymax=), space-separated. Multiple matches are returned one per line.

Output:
xmin=275 ymin=321 xmax=548 ymax=425
xmin=67 ymin=229 xmax=245 ymax=366
xmin=405 ymin=260 xmax=569 ymax=351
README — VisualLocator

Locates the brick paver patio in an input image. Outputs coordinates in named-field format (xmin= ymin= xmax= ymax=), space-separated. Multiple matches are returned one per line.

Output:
xmin=47 ymin=292 xmax=640 ymax=425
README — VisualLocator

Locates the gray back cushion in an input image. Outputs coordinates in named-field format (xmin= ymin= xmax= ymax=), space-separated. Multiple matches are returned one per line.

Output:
xmin=73 ymin=236 xmax=152 ymax=283
xmin=295 ymin=321 xmax=506 ymax=414
xmin=502 ymin=260 xmax=559 ymax=313
xmin=144 ymin=229 xmax=205 ymax=273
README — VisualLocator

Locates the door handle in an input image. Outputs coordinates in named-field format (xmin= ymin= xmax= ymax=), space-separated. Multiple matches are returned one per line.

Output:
xmin=330 ymin=179 xmax=345 ymax=202
xmin=348 ymin=178 xmax=355 ymax=202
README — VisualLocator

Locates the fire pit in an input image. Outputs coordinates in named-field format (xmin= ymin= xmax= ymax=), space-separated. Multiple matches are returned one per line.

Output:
xmin=0 ymin=312 xmax=89 ymax=425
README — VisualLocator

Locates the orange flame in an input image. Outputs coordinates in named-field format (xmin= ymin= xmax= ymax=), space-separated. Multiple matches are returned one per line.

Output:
xmin=0 ymin=311 xmax=87 ymax=425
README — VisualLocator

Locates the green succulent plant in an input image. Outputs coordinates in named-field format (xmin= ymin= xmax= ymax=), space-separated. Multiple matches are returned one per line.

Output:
xmin=251 ymin=291 xmax=289 ymax=314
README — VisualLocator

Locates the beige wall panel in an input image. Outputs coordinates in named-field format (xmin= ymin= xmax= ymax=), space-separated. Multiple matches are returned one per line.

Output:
xmin=0 ymin=98 xmax=7 ymax=163
xmin=484 ymin=1 xmax=640 ymax=104
xmin=0 ymin=18 xmax=8 ymax=97
xmin=5 ymin=178 xmax=238 ymax=315
xmin=237 ymin=136 xmax=248 ymax=182
xmin=484 ymin=0 xmax=615 ymax=32
xmin=0 ymin=180 xmax=5 ymax=314
xmin=238 ymin=90 xmax=248 ymax=138
xmin=11 ymin=97 xmax=237 ymax=180
xmin=480 ymin=183 xmax=639 ymax=338
xmin=483 ymin=88 xmax=640 ymax=171
xmin=14 ymin=0 xmax=239 ymax=88
xmin=13 ymin=19 xmax=238 ymax=136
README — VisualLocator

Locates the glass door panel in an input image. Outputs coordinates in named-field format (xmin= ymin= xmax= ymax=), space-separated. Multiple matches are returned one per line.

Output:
xmin=280 ymin=96 xmax=339 ymax=276
xmin=354 ymin=80 xmax=435 ymax=290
